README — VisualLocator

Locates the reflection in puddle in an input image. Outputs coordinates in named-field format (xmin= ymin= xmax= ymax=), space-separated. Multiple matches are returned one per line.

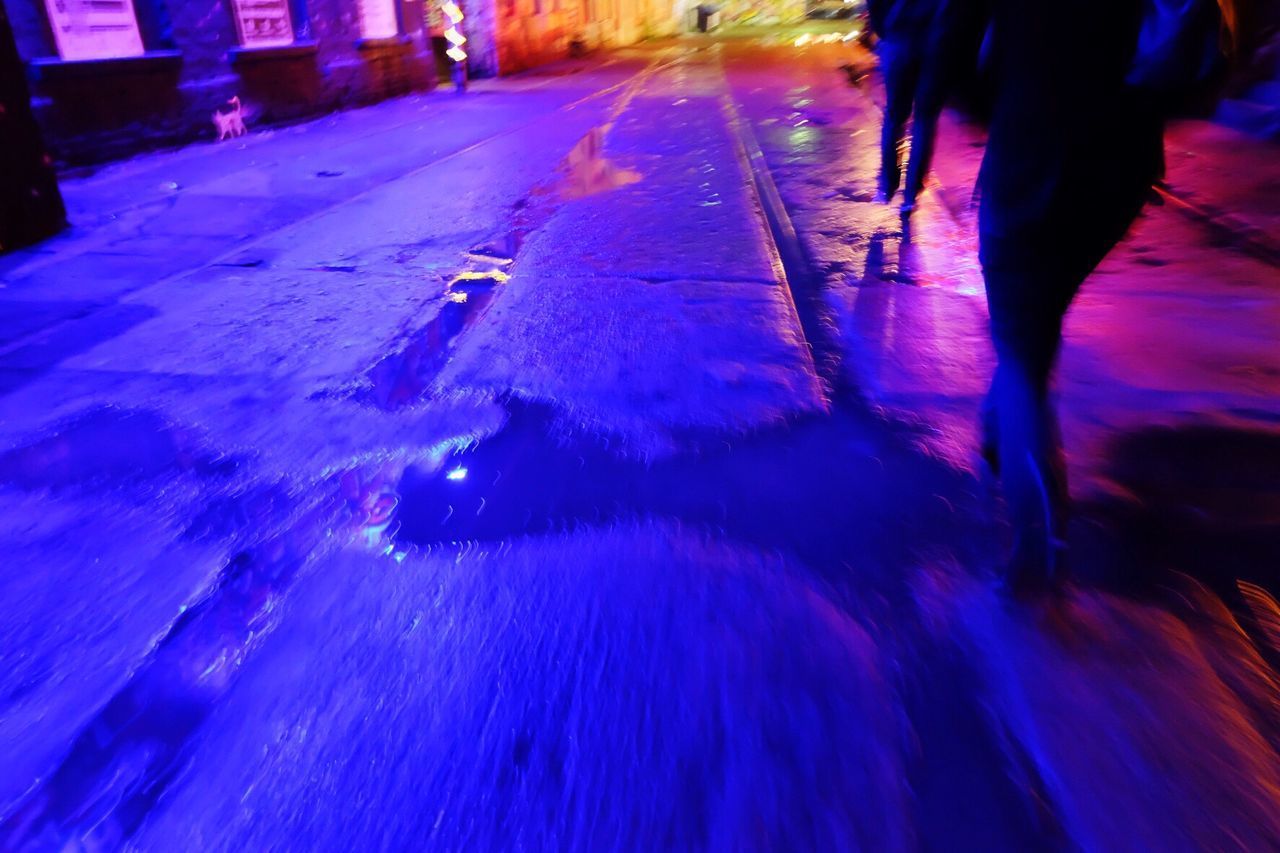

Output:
xmin=362 ymin=272 xmax=505 ymax=410
xmin=0 ymin=408 xmax=237 ymax=491
xmin=0 ymin=464 xmax=401 ymax=850
xmin=557 ymin=127 xmax=641 ymax=200
xmin=394 ymin=398 xmax=976 ymax=575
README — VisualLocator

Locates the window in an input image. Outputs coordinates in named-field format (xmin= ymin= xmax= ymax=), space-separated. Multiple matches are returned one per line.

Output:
xmin=43 ymin=0 xmax=145 ymax=60
xmin=230 ymin=0 xmax=295 ymax=47
xmin=359 ymin=0 xmax=399 ymax=38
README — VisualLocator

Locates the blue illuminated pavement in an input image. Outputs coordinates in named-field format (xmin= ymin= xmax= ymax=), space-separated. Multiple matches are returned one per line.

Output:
xmin=2 ymin=26 xmax=1279 ymax=851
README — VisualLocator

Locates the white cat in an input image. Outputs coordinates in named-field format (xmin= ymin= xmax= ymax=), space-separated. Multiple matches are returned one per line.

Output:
xmin=213 ymin=96 xmax=247 ymax=141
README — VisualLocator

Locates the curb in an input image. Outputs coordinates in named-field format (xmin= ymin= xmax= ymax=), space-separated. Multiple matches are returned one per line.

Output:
xmin=1155 ymin=184 xmax=1280 ymax=268
xmin=718 ymin=84 xmax=843 ymax=392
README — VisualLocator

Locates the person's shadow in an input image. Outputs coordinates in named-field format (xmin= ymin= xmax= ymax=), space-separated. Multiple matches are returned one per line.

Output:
xmin=863 ymin=227 xmax=922 ymax=287
xmin=1073 ymin=423 xmax=1280 ymax=664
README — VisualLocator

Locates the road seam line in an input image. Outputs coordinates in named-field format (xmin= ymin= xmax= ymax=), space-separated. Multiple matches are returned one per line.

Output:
xmin=716 ymin=60 xmax=832 ymax=402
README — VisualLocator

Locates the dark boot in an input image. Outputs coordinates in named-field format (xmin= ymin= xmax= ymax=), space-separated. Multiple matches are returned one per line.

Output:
xmin=1001 ymin=448 xmax=1069 ymax=598
xmin=980 ymin=381 xmax=1000 ymax=475
xmin=992 ymin=367 xmax=1069 ymax=596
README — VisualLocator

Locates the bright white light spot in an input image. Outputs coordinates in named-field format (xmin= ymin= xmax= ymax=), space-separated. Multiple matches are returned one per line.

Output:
xmin=449 ymin=270 xmax=509 ymax=288
xmin=446 ymin=467 xmax=468 ymax=481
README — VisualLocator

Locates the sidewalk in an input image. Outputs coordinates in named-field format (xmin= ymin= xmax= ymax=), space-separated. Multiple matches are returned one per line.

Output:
xmin=931 ymin=110 xmax=1280 ymax=265
xmin=0 ymin=56 xmax=650 ymax=817
xmin=1162 ymin=119 xmax=1280 ymax=264
xmin=727 ymin=33 xmax=1280 ymax=850
xmin=0 ymin=44 xmax=829 ymax=842
xmin=735 ymin=35 xmax=1280 ymax=583
xmin=846 ymin=101 xmax=1280 ymax=491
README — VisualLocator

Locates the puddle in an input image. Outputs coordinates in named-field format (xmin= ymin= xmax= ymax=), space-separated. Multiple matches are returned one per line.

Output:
xmin=556 ymin=127 xmax=641 ymax=200
xmin=360 ymin=272 xmax=505 ymax=410
xmin=465 ymin=243 xmax=516 ymax=266
xmin=181 ymin=479 xmax=296 ymax=542
xmin=389 ymin=395 xmax=1280 ymax=846
xmin=325 ymin=207 xmax=539 ymax=413
xmin=0 ymin=408 xmax=237 ymax=491
xmin=0 ymin=464 xmax=398 ymax=850
xmin=387 ymin=396 xmax=1062 ymax=842
xmin=353 ymin=127 xmax=614 ymax=411
xmin=393 ymin=398 xmax=980 ymax=578
xmin=0 ymin=547 xmax=299 ymax=849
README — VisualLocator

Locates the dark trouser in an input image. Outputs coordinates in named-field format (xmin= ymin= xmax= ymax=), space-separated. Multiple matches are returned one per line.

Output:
xmin=979 ymin=251 xmax=1080 ymax=561
xmin=981 ymin=254 xmax=1080 ymax=461
xmin=879 ymin=39 xmax=945 ymax=207
xmin=878 ymin=39 xmax=920 ymax=199
xmin=979 ymin=201 xmax=1143 ymax=564
xmin=903 ymin=72 xmax=946 ymax=208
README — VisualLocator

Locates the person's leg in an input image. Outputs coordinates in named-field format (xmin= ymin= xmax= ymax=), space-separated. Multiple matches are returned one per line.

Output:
xmin=980 ymin=380 xmax=1000 ymax=473
xmin=981 ymin=253 xmax=1077 ymax=590
xmin=902 ymin=75 xmax=945 ymax=215
xmin=878 ymin=42 xmax=916 ymax=201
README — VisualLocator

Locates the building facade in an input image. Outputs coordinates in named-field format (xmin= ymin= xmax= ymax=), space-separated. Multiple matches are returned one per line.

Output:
xmin=4 ymin=0 xmax=693 ymax=168
xmin=465 ymin=0 xmax=680 ymax=77
xmin=2 ymin=3 xmax=65 ymax=250
xmin=3 ymin=0 xmax=436 ymax=164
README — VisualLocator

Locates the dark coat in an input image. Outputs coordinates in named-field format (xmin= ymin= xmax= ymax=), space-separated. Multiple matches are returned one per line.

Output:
xmin=977 ymin=0 xmax=1165 ymax=274
xmin=867 ymin=0 xmax=941 ymax=45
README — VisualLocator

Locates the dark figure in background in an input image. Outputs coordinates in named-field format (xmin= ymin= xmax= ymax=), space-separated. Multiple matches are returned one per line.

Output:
xmin=867 ymin=0 xmax=971 ymax=220
xmin=977 ymin=1 xmax=1167 ymax=591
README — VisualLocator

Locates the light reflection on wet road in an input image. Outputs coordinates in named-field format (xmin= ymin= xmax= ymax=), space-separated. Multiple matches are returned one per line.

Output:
xmin=1 ymin=24 xmax=1279 ymax=852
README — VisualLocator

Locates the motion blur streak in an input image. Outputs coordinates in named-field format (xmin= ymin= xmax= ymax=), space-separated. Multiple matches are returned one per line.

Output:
xmin=1 ymin=21 xmax=1278 ymax=852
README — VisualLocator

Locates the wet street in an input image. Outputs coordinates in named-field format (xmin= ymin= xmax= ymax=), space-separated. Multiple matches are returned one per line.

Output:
xmin=2 ymin=24 xmax=1280 ymax=850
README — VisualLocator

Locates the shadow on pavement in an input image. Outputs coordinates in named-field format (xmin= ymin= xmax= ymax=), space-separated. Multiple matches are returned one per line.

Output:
xmin=1074 ymin=423 xmax=1280 ymax=661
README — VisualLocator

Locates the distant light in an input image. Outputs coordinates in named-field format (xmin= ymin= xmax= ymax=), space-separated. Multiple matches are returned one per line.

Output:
xmin=446 ymin=467 xmax=468 ymax=481
xmin=450 ymin=269 xmax=510 ymax=286
xmin=442 ymin=1 xmax=466 ymax=64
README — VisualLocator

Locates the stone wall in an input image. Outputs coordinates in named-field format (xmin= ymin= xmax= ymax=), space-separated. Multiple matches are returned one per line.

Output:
xmin=4 ymin=0 xmax=437 ymax=165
